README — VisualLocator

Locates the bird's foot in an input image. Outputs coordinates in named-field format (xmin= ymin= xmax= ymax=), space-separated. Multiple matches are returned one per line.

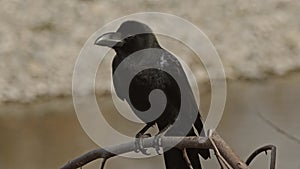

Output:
xmin=135 ymin=133 xmax=151 ymax=155
xmin=153 ymin=133 xmax=163 ymax=155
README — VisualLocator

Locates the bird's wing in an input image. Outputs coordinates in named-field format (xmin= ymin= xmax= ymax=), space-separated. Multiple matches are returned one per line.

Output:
xmin=162 ymin=51 xmax=210 ymax=159
xmin=112 ymin=55 xmax=127 ymax=100
xmin=161 ymin=51 xmax=202 ymax=133
xmin=112 ymin=49 xmax=202 ymax=129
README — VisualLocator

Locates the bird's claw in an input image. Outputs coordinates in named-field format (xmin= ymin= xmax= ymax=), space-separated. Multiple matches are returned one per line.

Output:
xmin=135 ymin=133 xmax=151 ymax=155
xmin=153 ymin=134 xmax=163 ymax=155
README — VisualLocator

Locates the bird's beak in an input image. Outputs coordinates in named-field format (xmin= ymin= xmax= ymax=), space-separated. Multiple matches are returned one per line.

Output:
xmin=94 ymin=32 xmax=124 ymax=48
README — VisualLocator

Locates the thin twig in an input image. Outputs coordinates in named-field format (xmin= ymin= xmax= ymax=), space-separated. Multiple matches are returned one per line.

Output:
xmin=182 ymin=148 xmax=193 ymax=169
xmin=209 ymin=137 xmax=230 ymax=169
xmin=210 ymin=132 xmax=250 ymax=169
xmin=100 ymin=158 xmax=107 ymax=169
xmin=245 ymin=145 xmax=276 ymax=169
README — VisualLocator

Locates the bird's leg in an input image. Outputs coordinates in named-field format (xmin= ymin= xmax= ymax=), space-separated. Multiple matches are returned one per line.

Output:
xmin=135 ymin=123 xmax=153 ymax=155
xmin=153 ymin=124 xmax=171 ymax=155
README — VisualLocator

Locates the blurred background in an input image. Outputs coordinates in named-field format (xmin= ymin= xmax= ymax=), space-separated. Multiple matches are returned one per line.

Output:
xmin=0 ymin=0 xmax=300 ymax=169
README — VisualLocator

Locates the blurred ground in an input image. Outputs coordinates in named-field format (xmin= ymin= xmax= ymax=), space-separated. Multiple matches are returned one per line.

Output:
xmin=0 ymin=0 xmax=299 ymax=102
xmin=0 ymin=72 xmax=300 ymax=169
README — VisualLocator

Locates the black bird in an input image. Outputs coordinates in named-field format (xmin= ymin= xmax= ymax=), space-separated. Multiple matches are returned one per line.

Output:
xmin=95 ymin=21 xmax=210 ymax=169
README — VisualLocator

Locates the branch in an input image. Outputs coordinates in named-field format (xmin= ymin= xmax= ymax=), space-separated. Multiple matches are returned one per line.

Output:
xmin=246 ymin=145 xmax=276 ymax=169
xmin=182 ymin=148 xmax=193 ymax=169
xmin=209 ymin=135 xmax=229 ymax=168
xmin=60 ymin=131 xmax=265 ymax=169
xmin=210 ymin=132 xmax=250 ymax=169
xmin=60 ymin=136 xmax=211 ymax=169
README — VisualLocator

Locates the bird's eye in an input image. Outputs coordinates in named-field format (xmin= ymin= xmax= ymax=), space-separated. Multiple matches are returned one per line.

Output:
xmin=124 ymin=35 xmax=136 ymax=41
xmin=130 ymin=35 xmax=136 ymax=38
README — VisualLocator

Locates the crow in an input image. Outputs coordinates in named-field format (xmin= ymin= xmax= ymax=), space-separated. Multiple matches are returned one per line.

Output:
xmin=95 ymin=20 xmax=210 ymax=169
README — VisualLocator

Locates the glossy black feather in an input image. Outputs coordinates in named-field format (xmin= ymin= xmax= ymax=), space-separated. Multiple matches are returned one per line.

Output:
xmin=110 ymin=21 xmax=210 ymax=169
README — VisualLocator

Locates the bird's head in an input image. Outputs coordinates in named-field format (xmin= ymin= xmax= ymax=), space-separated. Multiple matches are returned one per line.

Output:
xmin=95 ymin=21 xmax=160 ymax=55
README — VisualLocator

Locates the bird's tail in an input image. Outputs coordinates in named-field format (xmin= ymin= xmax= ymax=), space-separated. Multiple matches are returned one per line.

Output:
xmin=163 ymin=132 xmax=208 ymax=169
xmin=163 ymin=147 xmax=202 ymax=169
xmin=163 ymin=113 xmax=210 ymax=169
